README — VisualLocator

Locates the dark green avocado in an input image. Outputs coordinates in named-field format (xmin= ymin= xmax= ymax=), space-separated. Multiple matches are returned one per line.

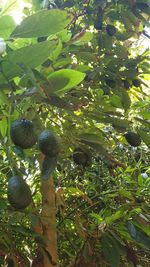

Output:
xmin=94 ymin=20 xmax=103 ymax=30
xmin=10 ymin=119 xmax=37 ymax=149
xmin=106 ymin=24 xmax=116 ymax=36
xmin=122 ymin=80 xmax=131 ymax=90
xmin=38 ymin=130 xmax=60 ymax=157
xmin=73 ymin=147 xmax=91 ymax=166
xmin=125 ymin=132 xmax=141 ymax=147
xmin=105 ymin=78 xmax=116 ymax=88
xmin=7 ymin=176 xmax=32 ymax=210
xmin=132 ymin=79 xmax=141 ymax=87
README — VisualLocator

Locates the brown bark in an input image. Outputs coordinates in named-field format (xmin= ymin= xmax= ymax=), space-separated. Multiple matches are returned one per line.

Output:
xmin=31 ymin=154 xmax=58 ymax=267
xmin=40 ymin=177 xmax=59 ymax=267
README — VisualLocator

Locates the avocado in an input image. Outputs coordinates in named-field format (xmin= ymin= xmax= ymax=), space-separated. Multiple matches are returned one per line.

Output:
xmin=124 ymin=132 xmax=141 ymax=147
xmin=38 ymin=130 xmax=60 ymax=157
xmin=106 ymin=24 xmax=116 ymax=36
xmin=105 ymin=78 xmax=116 ymax=88
xmin=94 ymin=20 xmax=103 ymax=30
xmin=73 ymin=147 xmax=91 ymax=166
xmin=123 ymin=80 xmax=131 ymax=90
xmin=7 ymin=176 xmax=32 ymax=210
xmin=10 ymin=119 xmax=37 ymax=149
xmin=132 ymin=79 xmax=141 ymax=87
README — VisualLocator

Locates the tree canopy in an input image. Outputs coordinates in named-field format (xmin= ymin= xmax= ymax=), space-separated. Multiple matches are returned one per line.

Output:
xmin=0 ymin=0 xmax=150 ymax=267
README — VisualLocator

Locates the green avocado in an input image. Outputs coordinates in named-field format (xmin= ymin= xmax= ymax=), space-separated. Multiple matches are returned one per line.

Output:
xmin=7 ymin=176 xmax=32 ymax=210
xmin=122 ymin=80 xmax=131 ymax=90
xmin=132 ymin=79 xmax=141 ymax=87
xmin=106 ymin=24 xmax=116 ymax=36
xmin=10 ymin=119 xmax=37 ymax=149
xmin=94 ymin=20 xmax=103 ymax=30
xmin=38 ymin=130 xmax=60 ymax=157
xmin=105 ymin=78 xmax=116 ymax=88
xmin=73 ymin=147 xmax=91 ymax=166
xmin=125 ymin=132 xmax=141 ymax=147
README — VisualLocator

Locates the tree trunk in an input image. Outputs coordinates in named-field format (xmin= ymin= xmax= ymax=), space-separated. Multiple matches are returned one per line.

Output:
xmin=41 ymin=177 xmax=59 ymax=267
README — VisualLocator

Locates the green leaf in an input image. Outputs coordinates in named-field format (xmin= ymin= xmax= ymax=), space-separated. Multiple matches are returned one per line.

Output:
xmin=135 ymin=117 xmax=150 ymax=128
xmin=102 ymin=117 xmax=129 ymax=129
xmin=110 ymin=95 xmax=123 ymax=109
xmin=0 ymin=91 xmax=9 ymax=106
xmin=0 ymin=15 xmax=16 ymax=39
xmin=63 ymin=187 xmax=84 ymax=197
xmin=76 ymin=64 xmax=91 ymax=72
xmin=73 ymin=31 xmax=93 ymax=45
xmin=58 ymin=29 xmax=72 ymax=42
xmin=9 ymin=225 xmax=35 ymax=237
xmin=127 ymin=221 xmax=150 ymax=249
xmin=77 ymin=52 xmax=97 ymax=62
xmin=105 ymin=209 xmax=125 ymax=225
xmin=11 ymin=9 xmax=73 ymax=38
xmin=1 ymin=40 xmax=56 ymax=79
xmin=118 ymin=189 xmax=134 ymax=200
xmin=9 ymin=224 xmax=48 ymax=246
xmin=101 ymin=233 xmax=121 ymax=267
xmin=47 ymin=69 xmax=85 ymax=94
xmin=42 ymin=156 xmax=57 ymax=180
xmin=53 ymin=58 xmax=72 ymax=68
xmin=79 ymin=132 xmax=108 ymax=156
xmin=80 ymin=132 xmax=105 ymax=145
xmin=0 ymin=118 xmax=7 ymax=137
xmin=120 ymin=90 xmax=131 ymax=111
xmin=138 ymin=129 xmax=150 ymax=148
xmin=49 ymin=39 xmax=62 ymax=62
xmin=1 ymin=0 xmax=18 ymax=15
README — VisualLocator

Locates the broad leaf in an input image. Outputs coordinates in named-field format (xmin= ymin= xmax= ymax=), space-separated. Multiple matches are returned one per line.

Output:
xmin=138 ymin=129 xmax=150 ymax=148
xmin=101 ymin=233 xmax=121 ymax=267
xmin=1 ymin=0 xmax=18 ymax=15
xmin=120 ymin=90 xmax=131 ymax=111
xmin=63 ymin=187 xmax=84 ymax=197
xmin=79 ymin=132 xmax=108 ymax=156
xmin=77 ymin=52 xmax=97 ymax=62
xmin=102 ymin=117 xmax=130 ymax=129
xmin=47 ymin=69 xmax=85 ymax=94
xmin=0 ymin=91 xmax=9 ymax=105
xmin=0 ymin=15 xmax=16 ymax=38
xmin=1 ymin=40 xmax=56 ymax=79
xmin=73 ymin=31 xmax=93 ymax=45
xmin=0 ymin=118 xmax=7 ymax=137
xmin=11 ymin=9 xmax=73 ymax=38
xmin=127 ymin=221 xmax=150 ymax=249
xmin=49 ymin=39 xmax=62 ymax=62
xmin=110 ymin=95 xmax=123 ymax=108
xmin=53 ymin=58 xmax=72 ymax=68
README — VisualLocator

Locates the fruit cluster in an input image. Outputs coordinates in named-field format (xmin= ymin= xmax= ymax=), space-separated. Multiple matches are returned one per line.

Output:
xmin=8 ymin=119 xmax=60 ymax=210
xmin=7 ymin=119 xmax=142 ymax=210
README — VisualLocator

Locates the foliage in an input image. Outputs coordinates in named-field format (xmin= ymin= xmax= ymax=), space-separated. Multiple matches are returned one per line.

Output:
xmin=0 ymin=0 xmax=150 ymax=266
